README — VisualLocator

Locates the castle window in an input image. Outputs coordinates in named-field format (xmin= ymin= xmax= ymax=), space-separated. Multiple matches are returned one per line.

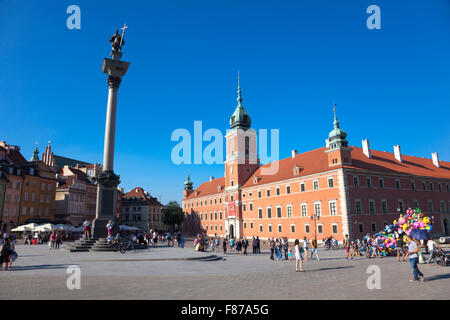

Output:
xmin=300 ymin=182 xmax=305 ymax=192
xmin=366 ymin=178 xmax=371 ymax=188
xmin=328 ymin=178 xmax=334 ymax=188
xmin=313 ymin=180 xmax=319 ymax=190
xmin=396 ymin=180 xmax=401 ymax=189
xmin=286 ymin=185 xmax=291 ymax=194
xmin=379 ymin=178 xmax=384 ymax=188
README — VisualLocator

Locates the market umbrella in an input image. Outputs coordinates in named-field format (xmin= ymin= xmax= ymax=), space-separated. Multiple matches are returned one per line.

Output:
xmin=11 ymin=225 xmax=32 ymax=232
xmin=33 ymin=223 xmax=56 ymax=232
xmin=410 ymin=229 xmax=430 ymax=241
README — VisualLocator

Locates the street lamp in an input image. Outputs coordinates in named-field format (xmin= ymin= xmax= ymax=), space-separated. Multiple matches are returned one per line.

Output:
xmin=310 ymin=213 xmax=320 ymax=241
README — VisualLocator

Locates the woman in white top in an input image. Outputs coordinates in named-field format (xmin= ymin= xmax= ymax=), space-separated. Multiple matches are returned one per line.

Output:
xmin=294 ymin=239 xmax=304 ymax=272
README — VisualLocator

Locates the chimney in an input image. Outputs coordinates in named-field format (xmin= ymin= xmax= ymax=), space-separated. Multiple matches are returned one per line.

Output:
xmin=362 ymin=139 xmax=371 ymax=158
xmin=210 ymin=176 xmax=214 ymax=182
xmin=325 ymin=139 xmax=330 ymax=148
xmin=432 ymin=152 xmax=440 ymax=168
xmin=393 ymin=145 xmax=402 ymax=162
xmin=291 ymin=150 xmax=298 ymax=158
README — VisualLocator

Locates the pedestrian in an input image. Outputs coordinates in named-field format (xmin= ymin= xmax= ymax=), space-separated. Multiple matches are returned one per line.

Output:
xmin=211 ymin=237 xmax=216 ymax=252
xmin=0 ymin=238 xmax=13 ymax=271
xmin=242 ymin=237 xmax=248 ymax=256
xmin=396 ymin=235 xmax=406 ymax=261
xmin=303 ymin=236 xmax=310 ymax=261
xmin=283 ymin=237 xmax=289 ymax=260
xmin=50 ymin=232 xmax=56 ymax=249
xmin=256 ymin=236 xmax=261 ymax=254
xmin=275 ymin=239 xmax=282 ymax=260
xmin=310 ymin=237 xmax=320 ymax=261
xmin=344 ymin=234 xmax=352 ymax=259
xmin=252 ymin=236 xmax=257 ymax=254
xmin=269 ymin=238 xmax=275 ymax=261
xmin=229 ymin=237 xmax=235 ymax=253
xmin=426 ymin=238 xmax=439 ymax=265
xmin=55 ymin=232 xmax=62 ymax=249
xmin=83 ymin=218 xmax=91 ymax=240
xmin=236 ymin=238 xmax=242 ymax=256
xmin=405 ymin=235 xmax=424 ymax=282
xmin=223 ymin=237 xmax=228 ymax=254
xmin=294 ymin=239 xmax=304 ymax=272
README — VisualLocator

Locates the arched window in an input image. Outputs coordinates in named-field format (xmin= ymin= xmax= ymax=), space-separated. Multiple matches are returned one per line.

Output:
xmin=245 ymin=136 xmax=249 ymax=156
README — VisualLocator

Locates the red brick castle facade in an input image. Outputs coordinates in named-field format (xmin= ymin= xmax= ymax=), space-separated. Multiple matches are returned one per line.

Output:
xmin=182 ymin=82 xmax=450 ymax=241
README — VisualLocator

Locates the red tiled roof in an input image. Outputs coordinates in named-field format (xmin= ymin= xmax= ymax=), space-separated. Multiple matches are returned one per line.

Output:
xmin=7 ymin=148 xmax=28 ymax=165
xmin=187 ymin=146 xmax=449 ymax=196
xmin=124 ymin=187 xmax=163 ymax=206
xmin=242 ymin=147 xmax=330 ymax=188
xmin=68 ymin=167 xmax=88 ymax=180
xmin=186 ymin=177 xmax=225 ymax=199
xmin=346 ymin=146 xmax=450 ymax=179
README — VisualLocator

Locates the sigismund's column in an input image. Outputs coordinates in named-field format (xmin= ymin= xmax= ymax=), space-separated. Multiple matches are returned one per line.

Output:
xmin=92 ymin=26 xmax=130 ymax=238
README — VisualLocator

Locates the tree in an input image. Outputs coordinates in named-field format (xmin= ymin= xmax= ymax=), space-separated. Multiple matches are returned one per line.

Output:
xmin=162 ymin=201 xmax=185 ymax=231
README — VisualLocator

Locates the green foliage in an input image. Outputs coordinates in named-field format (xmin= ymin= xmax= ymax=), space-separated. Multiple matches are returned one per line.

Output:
xmin=162 ymin=201 xmax=185 ymax=227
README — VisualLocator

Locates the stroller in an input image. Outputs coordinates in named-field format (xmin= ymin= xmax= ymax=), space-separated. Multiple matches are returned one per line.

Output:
xmin=428 ymin=248 xmax=450 ymax=266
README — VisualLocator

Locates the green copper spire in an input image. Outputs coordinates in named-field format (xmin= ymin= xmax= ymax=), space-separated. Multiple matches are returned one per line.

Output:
xmin=184 ymin=169 xmax=193 ymax=191
xmin=328 ymin=104 xmax=348 ymax=149
xmin=30 ymin=143 xmax=40 ymax=162
xmin=230 ymin=70 xmax=251 ymax=130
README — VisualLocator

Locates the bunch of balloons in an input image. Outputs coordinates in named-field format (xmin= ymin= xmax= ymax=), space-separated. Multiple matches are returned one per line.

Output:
xmin=365 ymin=208 xmax=433 ymax=256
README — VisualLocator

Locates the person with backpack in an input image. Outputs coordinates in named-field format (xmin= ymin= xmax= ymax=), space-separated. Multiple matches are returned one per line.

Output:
xmin=242 ymin=237 xmax=248 ymax=256
xmin=229 ymin=237 xmax=235 ymax=253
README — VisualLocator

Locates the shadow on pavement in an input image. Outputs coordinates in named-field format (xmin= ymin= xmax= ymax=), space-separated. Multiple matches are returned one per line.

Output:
xmin=423 ymin=273 xmax=450 ymax=282
xmin=6 ymin=264 xmax=73 ymax=271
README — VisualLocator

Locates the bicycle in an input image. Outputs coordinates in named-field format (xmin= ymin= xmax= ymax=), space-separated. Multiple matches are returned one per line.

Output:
xmin=119 ymin=237 xmax=136 ymax=254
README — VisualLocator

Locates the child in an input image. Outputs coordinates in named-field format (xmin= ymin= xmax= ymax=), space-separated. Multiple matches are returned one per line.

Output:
xmin=288 ymin=249 xmax=293 ymax=262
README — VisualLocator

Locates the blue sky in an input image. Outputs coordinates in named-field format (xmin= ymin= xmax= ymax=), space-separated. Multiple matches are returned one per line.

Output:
xmin=1 ymin=0 xmax=449 ymax=204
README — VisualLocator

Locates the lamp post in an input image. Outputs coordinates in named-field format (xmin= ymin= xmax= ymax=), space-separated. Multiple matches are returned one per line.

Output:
xmin=310 ymin=213 xmax=320 ymax=241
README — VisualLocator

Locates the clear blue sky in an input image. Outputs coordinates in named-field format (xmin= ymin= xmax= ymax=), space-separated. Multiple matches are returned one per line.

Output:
xmin=1 ymin=0 xmax=449 ymax=204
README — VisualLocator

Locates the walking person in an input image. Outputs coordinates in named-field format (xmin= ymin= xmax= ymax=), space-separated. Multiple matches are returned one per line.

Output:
xmin=405 ymin=235 xmax=424 ymax=282
xmin=0 ymin=238 xmax=13 ymax=271
xmin=310 ymin=237 xmax=320 ymax=261
xmin=242 ymin=237 xmax=248 ymax=256
xmin=49 ymin=232 xmax=56 ymax=250
xmin=294 ymin=239 xmax=304 ymax=272
xmin=252 ymin=236 xmax=257 ymax=254
xmin=236 ymin=238 xmax=242 ymax=256
xmin=211 ymin=237 xmax=216 ymax=252
xmin=83 ymin=218 xmax=91 ymax=240
xmin=223 ymin=237 xmax=228 ymax=254
xmin=269 ymin=238 xmax=275 ymax=261
xmin=256 ymin=236 xmax=261 ymax=254
xmin=344 ymin=234 xmax=352 ymax=259
xmin=283 ymin=237 xmax=289 ymax=260
xmin=229 ymin=237 xmax=235 ymax=253
xmin=396 ymin=235 xmax=406 ymax=261
xmin=303 ymin=237 xmax=310 ymax=262
xmin=55 ymin=232 xmax=62 ymax=249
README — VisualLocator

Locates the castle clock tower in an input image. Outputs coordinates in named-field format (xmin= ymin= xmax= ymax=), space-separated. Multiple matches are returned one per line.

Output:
xmin=224 ymin=73 xmax=259 ymax=238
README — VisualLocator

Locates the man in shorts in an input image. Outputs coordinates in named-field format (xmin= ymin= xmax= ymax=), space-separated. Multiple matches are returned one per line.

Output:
xmin=344 ymin=234 xmax=352 ymax=259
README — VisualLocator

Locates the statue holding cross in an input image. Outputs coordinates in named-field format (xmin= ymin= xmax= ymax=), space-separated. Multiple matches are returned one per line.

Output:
xmin=109 ymin=24 xmax=128 ymax=58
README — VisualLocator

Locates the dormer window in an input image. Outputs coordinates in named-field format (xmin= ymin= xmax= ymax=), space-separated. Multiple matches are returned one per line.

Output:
xmin=253 ymin=176 xmax=259 ymax=184
xmin=293 ymin=165 xmax=301 ymax=175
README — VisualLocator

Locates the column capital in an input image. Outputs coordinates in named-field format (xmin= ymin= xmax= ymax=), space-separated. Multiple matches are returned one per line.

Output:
xmin=107 ymin=75 xmax=122 ymax=89
xmin=95 ymin=170 xmax=121 ymax=188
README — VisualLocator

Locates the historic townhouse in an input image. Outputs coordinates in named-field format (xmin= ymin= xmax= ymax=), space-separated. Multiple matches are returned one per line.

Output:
xmin=182 ymin=82 xmax=450 ymax=241
xmin=121 ymin=187 xmax=165 ymax=232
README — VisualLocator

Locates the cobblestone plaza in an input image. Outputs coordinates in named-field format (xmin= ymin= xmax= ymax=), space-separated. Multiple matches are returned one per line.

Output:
xmin=1 ymin=243 xmax=449 ymax=300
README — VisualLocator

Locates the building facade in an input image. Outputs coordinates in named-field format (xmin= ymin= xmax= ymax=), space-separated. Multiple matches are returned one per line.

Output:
xmin=121 ymin=187 xmax=165 ymax=232
xmin=182 ymin=83 xmax=450 ymax=241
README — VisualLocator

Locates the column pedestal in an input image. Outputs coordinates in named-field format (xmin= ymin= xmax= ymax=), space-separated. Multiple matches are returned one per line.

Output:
xmin=92 ymin=171 xmax=120 ymax=238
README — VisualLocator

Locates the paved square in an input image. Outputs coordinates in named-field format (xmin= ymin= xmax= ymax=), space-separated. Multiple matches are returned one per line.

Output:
xmin=0 ymin=243 xmax=449 ymax=300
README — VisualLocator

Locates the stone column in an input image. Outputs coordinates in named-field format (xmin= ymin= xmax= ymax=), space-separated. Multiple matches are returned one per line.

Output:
xmin=92 ymin=56 xmax=130 ymax=239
